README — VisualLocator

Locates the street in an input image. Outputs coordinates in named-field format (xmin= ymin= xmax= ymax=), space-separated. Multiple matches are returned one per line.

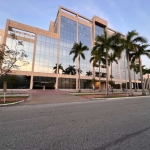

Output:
xmin=0 ymin=97 xmax=150 ymax=150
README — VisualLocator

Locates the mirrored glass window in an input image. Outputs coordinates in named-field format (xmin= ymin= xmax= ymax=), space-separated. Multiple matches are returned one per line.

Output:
xmin=6 ymin=37 xmax=34 ymax=71
xmin=95 ymin=25 xmax=104 ymax=37
xmin=60 ymin=16 xmax=76 ymax=73
xmin=34 ymin=34 xmax=58 ymax=73
xmin=78 ymin=23 xmax=92 ymax=76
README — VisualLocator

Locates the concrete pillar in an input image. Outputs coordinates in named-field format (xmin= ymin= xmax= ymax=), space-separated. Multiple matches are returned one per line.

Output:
xmin=55 ymin=13 xmax=61 ymax=90
xmin=30 ymin=75 xmax=33 ymax=89
xmin=76 ymin=78 xmax=78 ymax=90
xmin=55 ymin=77 xmax=58 ymax=89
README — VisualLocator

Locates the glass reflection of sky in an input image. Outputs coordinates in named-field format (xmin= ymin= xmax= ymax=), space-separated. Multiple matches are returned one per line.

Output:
xmin=78 ymin=23 xmax=92 ymax=76
xmin=34 ymin=35 xmax=58 ymax=73
xmin=6 ymin=37 xmax=34 ymax=71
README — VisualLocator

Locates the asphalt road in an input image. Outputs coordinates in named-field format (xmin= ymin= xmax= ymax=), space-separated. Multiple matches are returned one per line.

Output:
xmin=1 ymin=97 xmax=150 ymax=150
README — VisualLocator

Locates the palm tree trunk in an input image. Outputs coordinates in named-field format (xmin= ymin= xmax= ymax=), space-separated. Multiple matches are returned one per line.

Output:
xmin=139 ymin=57 xmax=146 ymax=95
xmin=111 ymin=62 xmax=113 ymax=93
xmin=134 ymin=71 xmax=137 ymax=92
xmin=78 ymin=56 xmax=81 ymax=92
xmin=106 ymin=52 xmax=109 ymax=98
xmin=99 ymin=62 xmax=101 ymax=92
xmin=127 ymin=53 xmax=133 ymax=96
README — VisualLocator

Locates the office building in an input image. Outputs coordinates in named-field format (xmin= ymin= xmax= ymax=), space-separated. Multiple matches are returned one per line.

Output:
xmin=0 ymin=6 xmax=140 ymax=89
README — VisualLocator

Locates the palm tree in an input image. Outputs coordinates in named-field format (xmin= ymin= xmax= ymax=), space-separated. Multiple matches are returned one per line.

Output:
xmin=130 ymin=62 xmax=139 ymax=91
xmin=69 ymin=41 xmax=89 ymax=92
xmin=130 ymin=64 xmax=146 ymax=90
xmin=63 ymin=65 xmax=76 ymax=75
xmin=143 ymin=67 xmax=150 ymax=75
xmin=121 ymin=30 xmax=147 ymax=96
xmin=95 ymin=30 xmax=122 ymax=97
xmin=86 ymin=71 xmax=92 ymax=76
xmin=108 ymin=53 xmax=118 ymax=81
xmin=90 ymin=45 xmax=106 ymax=91
xmin=108 ymin=53 xmax=118 ymax=92
xmin=53 ymin=63 xmax=64 ymax=74
xmin=131 ymin=44 xmax=150 ymax=95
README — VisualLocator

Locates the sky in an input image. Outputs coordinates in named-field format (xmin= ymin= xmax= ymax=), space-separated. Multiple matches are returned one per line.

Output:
xmin=0 ymin=0 xmax=150 ymax=68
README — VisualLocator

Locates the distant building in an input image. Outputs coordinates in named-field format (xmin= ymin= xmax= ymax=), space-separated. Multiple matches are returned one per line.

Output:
xmin=0 ymin=6 xmax=141 ymax=89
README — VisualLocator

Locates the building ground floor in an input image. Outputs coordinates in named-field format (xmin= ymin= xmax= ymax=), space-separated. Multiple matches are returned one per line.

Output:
xmin=0 ymin=73 xmax=147 ymax=90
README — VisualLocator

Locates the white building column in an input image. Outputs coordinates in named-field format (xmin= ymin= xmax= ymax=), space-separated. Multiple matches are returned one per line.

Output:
xmin=30 ymin=75 xmax=33 ymax=89
xmin=55 ymin=77 xmax=58 ymax=89
xmin=76 ymin=78 xmax=78 ymax=90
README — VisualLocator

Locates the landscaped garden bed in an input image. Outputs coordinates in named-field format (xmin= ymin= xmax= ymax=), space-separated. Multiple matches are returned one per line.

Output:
xmin=0 ymin=96 xmax=29 ymax=104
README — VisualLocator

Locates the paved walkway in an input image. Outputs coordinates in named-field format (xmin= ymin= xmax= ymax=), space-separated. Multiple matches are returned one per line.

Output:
xmin=20 ymin=90 xmax=89 ymax=105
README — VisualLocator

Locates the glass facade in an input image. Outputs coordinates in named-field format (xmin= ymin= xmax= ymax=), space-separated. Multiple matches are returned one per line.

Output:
xmin=78 ymin=23 xmax=92 ymax=76
xmin=119 ymin=52 xmax=140 ymax=82
xmin=34 ymin=35 xmax=58 ymax=73
xmin=95 ymin=24 xmax=104 ymax=37
xmin=60 ymin=16 xmax=76 ymax=74
xmin=94 ymin=24 xmax=106 ymax=77
xmin=3 ymin=9 xmax=142 ymax=90
xmin=58 ymin=78 xmax=76 ymax=89
xmin=111 ymin=61 xmax=120 ymax=79
xmin=6 ymin=37 xmax=34 ymax=71
xmin=0 ymin=75 xmax=30 ymax=89
xmin=33 ymin=76 xmax=56 ymax=89
xmin=119 ymin=53 xmax=127 ymax=80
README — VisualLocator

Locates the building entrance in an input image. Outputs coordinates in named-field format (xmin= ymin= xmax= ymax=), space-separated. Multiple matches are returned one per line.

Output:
xmin=33 ymin=76 xmax=56 ymax=89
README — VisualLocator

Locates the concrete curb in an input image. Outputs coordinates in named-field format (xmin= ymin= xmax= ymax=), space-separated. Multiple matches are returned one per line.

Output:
xmin=91 ymin=95 xmax=150 ymax=100
xmin=0 ymin=100 xmax=25 ymax=107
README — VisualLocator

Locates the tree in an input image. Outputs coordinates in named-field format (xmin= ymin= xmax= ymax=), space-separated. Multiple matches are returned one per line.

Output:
xmin=63 ymin=65 xmax=76 ymax=75
xmin=0 ymin=32 xmax=28 ymax=76
xmin=69 ymin=41 xmax=89 ymax=92
xmin=143 ymin=67 xmax=150 ymax=75
xmin=95 ymin=30 xmax=122 ymax=97
xmin=53 ymin=63 xmax=64 ymax=74
xmin=109 ymin=80 xmax=115 ymax=88
xmin=131 ymin=44 xmax=150 ymax=95
xmin=86 ymin=71 xmax=92 ymax=76
xmin=108 ymin=53 xmax=118 ymax=82
xmin=121 ymin=30 xmax=147 ymax=96
xmin=130 ymin=62 xmax=139 ymax=91
xmin=7 ymin=75 xmax=15 ymax=94
xmin=90 ymin=44 xmax=106 ymax=91
xmin=108 ymin=53 xmax=118 ymax=92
